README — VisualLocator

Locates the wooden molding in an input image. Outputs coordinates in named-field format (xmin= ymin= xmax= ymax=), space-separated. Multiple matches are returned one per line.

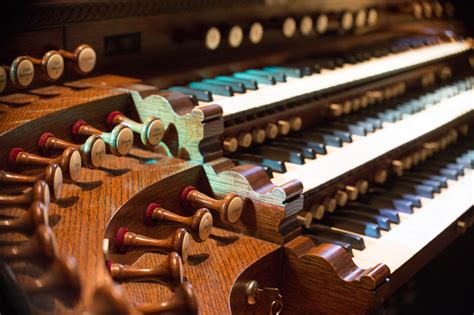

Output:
xmin=203 ymin=157 xmax=304 ymax=244
xmin=280 ymin=236 xmax=390 ymax=314
xmin=131 ymin=90 xmax=223 ymax=162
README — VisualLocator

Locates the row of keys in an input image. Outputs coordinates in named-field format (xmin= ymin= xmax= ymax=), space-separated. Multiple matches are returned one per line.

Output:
xmin=303 ymin=133 xmax=473 ymax=272
xmin=229 ymin=77 xmax=473 ymax=180
xmin=201 ymin=8 xmax=378 ymax=50
xmin=167 ymin=36 xmax=469 ymax=121
xmin=0 ymin=45 xmax=96 ymax=94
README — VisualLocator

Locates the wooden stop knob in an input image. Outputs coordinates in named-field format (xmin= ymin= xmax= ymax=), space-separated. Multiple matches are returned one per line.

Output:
xmin=135 ymin=281 xmax=198 ymax=314
xmin=114 ymin=227 xmax=190 ymax=263
xmin=145 ymin=203 xmax=213 ymax=242
xmin=181 ymin=186 xmax=243 ymax=224
xmin=107 ymin=252 xmax=183 ymax=287
xmin=23 ymin=255 xmax=81 ymax=308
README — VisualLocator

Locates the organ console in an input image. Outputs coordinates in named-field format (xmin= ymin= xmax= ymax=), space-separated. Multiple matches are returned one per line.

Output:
xmin=0 ymin=0 xmax=473 ymax=314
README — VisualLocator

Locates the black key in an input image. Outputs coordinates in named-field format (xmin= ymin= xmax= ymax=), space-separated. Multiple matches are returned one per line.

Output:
xmin=359 ymin=195 xmax=414 ymax=214
xmin=369 ymin=187 xmax=422 ymax=208
xmin=416 ymin=165 xmax=460 ymax=180
xmin=313 ymin=127 xmax=352 ymax=143
xmin=344 ymin=204 xmax=400 ymax=223
xmin=386 ymin=181 xmax=435 ymax=198
xmin=340 ymin=116 xmax=376 ymax=132
xmin=247 ymin=69 xmax=286 ymax=82
xmin=403 ymin=172 xmax=448 ymax=188
xmin=322 ymin=216 xmax=381 ymax=238
xmin=331 ymin=121 xmax=367 ymax=136
xmin=397 ymin=178 xmax=442 ymax=193
xmin=424 ymin=160 xmax=465 ymax=175
xmin=314 ymin=59 xmax=338 ymax=69
xmin=337 ymin=210 xmax=391 ymax=231
xmin=168 ymin=86 xmax=213 ymax=102
xmin=278 ymin=137 xmax=327 ymax=154
xmin=307 ymin=235 xmax=353 ymax=256
xmin=284 ymin=62 xmax=314 ymax=75
xmin=215 ymin=76 xmax=258 ymax=90
xmin=189 ymin=81 xmax=233 ymax=96
xmin=361 ymin=109 xmax=398 ymax=123
xmin=254 ymin=146 xmax=305 ymax=164
xmin=263 ymin=66 xmax=303 ymax=78
xmin=203 ymin=78 xmax=246 ymax=93
xmin=304 ymin=224 xmax=365 ymax=250
xmin=363 ymin=117 xmax=383 ymax=129
xmin=299 ymin=131 xmax=343 ymax=147
xmin=234 ymin=72 xmax=275 ymax=85
xmin=231 ymin=153 xmax=286 ymax=173
xmin=270 ymin=141 xmax=317 ymax=159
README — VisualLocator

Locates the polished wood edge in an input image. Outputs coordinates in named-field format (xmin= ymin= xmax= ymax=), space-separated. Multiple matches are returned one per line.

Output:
xmin=202 ymin=157 xmax=304 ymax=243
xmin=130 ymin=90 xmax=223 ymax=162
xmin=286 ymin=237 xmax=390 ymax=290
xmin=204 ymin=157 xmax=303 ymax=205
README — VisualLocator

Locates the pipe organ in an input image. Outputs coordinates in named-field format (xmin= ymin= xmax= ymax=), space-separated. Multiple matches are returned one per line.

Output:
xmin=0 ymin=0 xmax=473 ymax=314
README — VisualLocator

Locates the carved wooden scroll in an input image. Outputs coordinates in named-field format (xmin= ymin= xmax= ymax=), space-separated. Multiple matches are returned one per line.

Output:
xmin=131 ymin=90 xmax=223 ymax=162
xmin=203 ymin=157 xmax=304 ymax=244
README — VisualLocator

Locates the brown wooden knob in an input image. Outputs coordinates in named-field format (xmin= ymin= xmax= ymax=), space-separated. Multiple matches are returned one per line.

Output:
xmin=72 ymin=119 xmax=134 ymax=156
xmin=9 ymin=147 xmax=81 ymax=182
xmin=374 ymin=170 xmax=388 ymax=184
xmin=297 ymin=211 xmax=312 ymax=228
xmin=0 ymin=163 xmax=63 ymax=201
xmin=251 ymin=128 xmax=266 ymax=144
xmin=58 ymin=44 xmax=96 ymax=75
xmin=323 ymin=197 xmax=336 ymax=213
xmin=310 ymin=204 xmax=325 ymax=220
xmin=356 ymin=180 xmax=369 ymax=194
xmin=237 ymin=132 xmax=252 ymax=148
xmin=0 ymin=225 xmax=57 ymax=263
xmin=329 ymin=104 xmax=343 ymax=117
xmin=114 ymin=227 xmax=190 ymax=263
xmin=265 ymin=123 xmax=279 ymax=139
xmin=277 ymin=120 xmax=291 ymax=135
xmin=0 ymin=201 xmax=49 ymax=234
xmin=107 ymin=111 xmax=164 ymax=147
xmin=145 ymin=203 xmax=213 ymax=242
xmin=290 ymin=117 xmax=302 ymax=131
xmin=344 ymin=185 xmax=359 ymax=200
xmin=391 ymin=160 xmax=404 ymax=176
xmin=39 ymin=132 xmax=106 ymax=169
xmin=89 ymin=283 xmax=132 ymax=315
xmin=342 ymin=100 xmax=352 ymax=114
xmin=0 ymin=180 xmax=51 ymax=208
xmin=106 ymin=252 xmax=183 ymax=287
xmin=23 ymin=255 xmax=81 ymax=308
xmin=181 ymin=186 xmax=243 ymax=224
xmin=9 ymin=56 xmax=35 ymax=88
xmin=222 ymin=137 xmax=238 ymax=152
xmin=135 ymin=281 xmax=198 ymax=315
xmin=335 ymin=190 xmax=348 ymax=207
xmin=16 ymin=51 xmax=64 ymax=82
xmin=366 ymin=91 xmax=383 ymax=105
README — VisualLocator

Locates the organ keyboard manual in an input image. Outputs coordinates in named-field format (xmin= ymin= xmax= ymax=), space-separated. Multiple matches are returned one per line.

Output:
xmin=0 ymin=0 xmax=473 ymax=314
